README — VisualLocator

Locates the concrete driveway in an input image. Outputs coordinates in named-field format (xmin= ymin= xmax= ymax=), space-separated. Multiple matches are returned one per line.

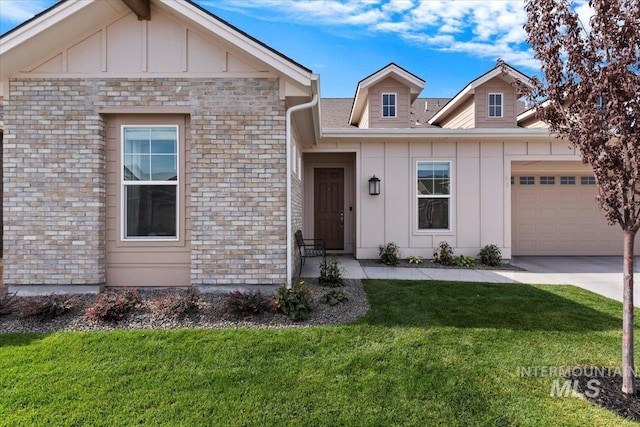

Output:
xmin=510 ymin=256 xmax=640 ymax=307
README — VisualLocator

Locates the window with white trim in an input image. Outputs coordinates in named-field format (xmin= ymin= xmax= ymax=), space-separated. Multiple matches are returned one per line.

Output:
xmin=122 ymin=125 xmax=179 ymax=240
xmin=540 ymin=176 xmax=555 ymax=185
xmin=519 ymin=176 xmax=534 ymax=185
xmin=382 ymin=93 xmax=397 ymax=118
xmin=417 ymin=161 xmax=450 ymax=230
xmin=560 ymin=176 xmax=576 ymax=185
xmin=581 ymin=176 xmax=596 ymax=185
xmin=488 ymin=93 xmax=503 ymax=118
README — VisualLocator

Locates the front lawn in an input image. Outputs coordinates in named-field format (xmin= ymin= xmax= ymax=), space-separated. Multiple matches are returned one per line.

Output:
xmin=1 ymin=281 xmax=637 ymax=426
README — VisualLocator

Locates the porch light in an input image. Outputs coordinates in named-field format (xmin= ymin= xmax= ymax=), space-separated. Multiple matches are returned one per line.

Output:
xmin=368 ymin=175 xmax=381 ymax=196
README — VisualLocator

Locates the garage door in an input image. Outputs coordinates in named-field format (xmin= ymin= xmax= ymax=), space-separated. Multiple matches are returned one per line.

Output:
xmin=512 ymin=171 xmax=623 ymax=255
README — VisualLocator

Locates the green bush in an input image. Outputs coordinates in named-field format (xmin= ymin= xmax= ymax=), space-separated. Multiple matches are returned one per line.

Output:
xmin=407 ymin=255 xmax=423 ymax=265
xmin=274 ymin=280 xmax=313 ymax=321
xmin=320 ymin=289 xmax=349 ymax=306
xmin=479 ymin=244 xmax=502 ymax=267
xmin=222 ymin=290 xmax=270 ymax=321
xmin=378 ymin=242 xmax=400 ymax=266
xmin=432 ymin=241 xmax=455 ymax=266
xmin=319 ymin=257 xmax=344 ymax=287
xmin=453 ymin=255 xmax=475 ymax=268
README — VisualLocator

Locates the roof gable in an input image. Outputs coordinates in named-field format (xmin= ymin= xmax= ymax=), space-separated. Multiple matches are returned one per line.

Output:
xmin=0 ymin=0 xmax=314 ymax=96
xmin=349 ymin=62 xmax=425 ymax=126
xmin=428 ymin=61 xmax=533 ymax=126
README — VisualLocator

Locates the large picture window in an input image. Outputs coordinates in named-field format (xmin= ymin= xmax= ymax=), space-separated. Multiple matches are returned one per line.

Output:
xmin=417 ymin=161 xmax=451 ymax=230
xmin=122 ymin=126 xmax=178 ymax=240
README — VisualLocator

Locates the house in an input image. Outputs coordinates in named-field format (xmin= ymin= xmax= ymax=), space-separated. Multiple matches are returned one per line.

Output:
xmin=0 ymin=0 xmax=625 ymax=294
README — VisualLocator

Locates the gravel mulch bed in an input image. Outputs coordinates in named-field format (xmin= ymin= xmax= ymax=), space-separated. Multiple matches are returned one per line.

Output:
xmin=358 ymin=259 xmax=525 ymax=271
xmin=0 ymin=278 xmax=369 ymax=334
xmin=568 ymin=368 xmax=640 ymax=422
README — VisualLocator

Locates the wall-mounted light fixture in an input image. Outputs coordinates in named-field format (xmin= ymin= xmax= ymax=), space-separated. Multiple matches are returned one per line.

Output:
xmin=368 ymin=175 xmax=381 ymax=196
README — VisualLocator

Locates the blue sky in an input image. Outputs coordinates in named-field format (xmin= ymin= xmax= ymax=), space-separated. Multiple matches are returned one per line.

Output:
xmin=0 ymin=0 xmax=593 ymax=98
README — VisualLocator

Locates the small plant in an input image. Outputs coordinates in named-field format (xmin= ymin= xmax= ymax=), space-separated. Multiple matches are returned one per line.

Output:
xmin=86 ymin=288 xmax=141 ymax=322
xmin=479 ymin=244 xmax=502 ymax=267
xmin=150 ymin=289 xmax=200 ymax=319
xmin=320 ymin=289 xmax=349 ymax=306
xmin=0 ymin=289 xmax=18 ymax=316
xmin=407 ymin=255 xmax=423 ymax=265
xmin=222 ymin=290 xmax=270 ymax=320
xmin=378 ymin=242 xmax=400 ymax=266
xmin=319 ymin=257 xmax=344 ymax=287
xmin=18 ymin=294 xmax=77 ymax=321
xmin=274 ymin=280 xmax=313 ymax=322
xmin=432 ymin=241 xmax=455 ymax=266
xmin=453 ymin=255 xmax=475 ymax=268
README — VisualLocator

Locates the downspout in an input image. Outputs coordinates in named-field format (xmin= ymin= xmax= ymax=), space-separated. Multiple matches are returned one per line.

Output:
xmin=285 ymin=78 xmax=319 ymax=288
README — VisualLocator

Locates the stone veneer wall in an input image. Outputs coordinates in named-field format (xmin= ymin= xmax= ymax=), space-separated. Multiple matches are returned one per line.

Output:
xmin=4 ymin=77 xmax=287 ymax=286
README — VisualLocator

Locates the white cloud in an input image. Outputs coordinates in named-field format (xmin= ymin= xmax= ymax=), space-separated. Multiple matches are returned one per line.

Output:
xmin=210 ymin=0 xmax=537 ymax=69
xmin=0 ymin=0 xmax=51 ymax=25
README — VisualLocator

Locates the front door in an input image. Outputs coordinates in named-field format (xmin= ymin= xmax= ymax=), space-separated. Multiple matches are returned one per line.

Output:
xmin=314 ymin=168 xmax=344 ymax=250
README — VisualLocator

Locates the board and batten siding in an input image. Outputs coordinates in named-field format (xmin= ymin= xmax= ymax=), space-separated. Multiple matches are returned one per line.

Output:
xmin=105 ymin=114 xmax=191 ymax=286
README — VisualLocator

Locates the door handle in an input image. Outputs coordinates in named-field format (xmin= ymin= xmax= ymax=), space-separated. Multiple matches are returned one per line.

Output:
xmin=340 ymin=210 xmax=344 ymax=227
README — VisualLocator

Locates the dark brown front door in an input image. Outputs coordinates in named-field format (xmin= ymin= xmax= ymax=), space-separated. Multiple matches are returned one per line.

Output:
xmin=314 ymin=168 xmax=344 ymax=250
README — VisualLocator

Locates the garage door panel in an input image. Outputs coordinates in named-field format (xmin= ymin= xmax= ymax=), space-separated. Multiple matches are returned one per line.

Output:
xmin=512 ymin=169 xmax=635 ymax=255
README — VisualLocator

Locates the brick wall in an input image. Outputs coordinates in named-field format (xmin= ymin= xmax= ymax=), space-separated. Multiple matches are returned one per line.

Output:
xmin=4 ymin=77 xmax=288 ymax=286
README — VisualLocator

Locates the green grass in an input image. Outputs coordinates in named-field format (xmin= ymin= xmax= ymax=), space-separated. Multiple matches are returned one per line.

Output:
xmin=1 ymin=280 xmax=638 ymax=426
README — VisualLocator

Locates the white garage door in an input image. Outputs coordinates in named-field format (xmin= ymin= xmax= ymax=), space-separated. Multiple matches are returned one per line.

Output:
xmin=512 ymin=171 xmax=624 ymax=255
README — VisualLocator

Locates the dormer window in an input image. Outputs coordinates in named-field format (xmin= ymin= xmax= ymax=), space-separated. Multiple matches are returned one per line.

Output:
xmin=488 ymin=93 xmax=503 ymax=118
xmin=382 ymin=93 xmax=397 ymax=118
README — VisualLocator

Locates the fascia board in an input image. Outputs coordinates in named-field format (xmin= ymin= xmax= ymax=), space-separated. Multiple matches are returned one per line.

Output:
xmin=321 ymin=127 xmax=552 ymax=139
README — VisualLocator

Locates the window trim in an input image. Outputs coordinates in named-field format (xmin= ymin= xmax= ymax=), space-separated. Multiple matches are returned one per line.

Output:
xmin=488 ymin=92 xmax=503 ymax=118
xmin=415 ymin=160 xmax=452 ymax=233
xmin=120 ymin=124 xmax=180 ymax=242
xmin=381 ymin=92 xmax=397 ymax=118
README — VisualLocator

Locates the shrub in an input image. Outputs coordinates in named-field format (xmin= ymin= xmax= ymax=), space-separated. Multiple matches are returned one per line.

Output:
xmin=150 ymin=289 xmax=199 ymax=319
xmin=479 ymin=244 xmax=502 ymax=267
xmin=0 ymin=289 xmax=18 ymax=316
xmin=319 ymin=257 xmax=344 ymax=287
xmin=432 ymin=241 xmax=455 ymax=266
xmin=86 ymin=288 xmax=141 ymax=322
xmin=222 ymin=290 xmax=270 ymax=320
xmin=378 ymin=242 xmax=400 ymax=266
xmin=19 ymin=294 xmax=76 ymax=321
xmin=453 ymin=255 xmax=475 ymax=268
xmin=320 ymin=289 xmax=349 ymax=306
xmin=407 ymin=255 xmax=423 ymax=265
xmin=274 ymin=280 xmax=313 ymax=322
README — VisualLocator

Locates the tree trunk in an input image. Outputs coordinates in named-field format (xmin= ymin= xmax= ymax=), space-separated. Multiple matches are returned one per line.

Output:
xmin=622 ymin=229 xmax=637 ymax=395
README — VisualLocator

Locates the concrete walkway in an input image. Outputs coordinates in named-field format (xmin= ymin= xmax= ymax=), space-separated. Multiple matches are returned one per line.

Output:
xmin=301 ymin=255 xmax=640 ymax=307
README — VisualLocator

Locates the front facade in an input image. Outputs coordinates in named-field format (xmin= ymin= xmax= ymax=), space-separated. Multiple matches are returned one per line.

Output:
xmin=0 ymin=1 xmax=628 ymax=293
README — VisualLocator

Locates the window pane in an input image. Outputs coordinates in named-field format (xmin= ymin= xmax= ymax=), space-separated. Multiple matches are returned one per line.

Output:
xmin=418 ymin=162 xmax=450 ymax=195
xmin=151 ymin=155 xmax=178 ymax=180
xmin=126 ymin=185 xmax=177 ymax=238
xmin=124 ymin=154 xmax=150 ymax=181
xmin=418 ymin=198 xmax=449 ymax=230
